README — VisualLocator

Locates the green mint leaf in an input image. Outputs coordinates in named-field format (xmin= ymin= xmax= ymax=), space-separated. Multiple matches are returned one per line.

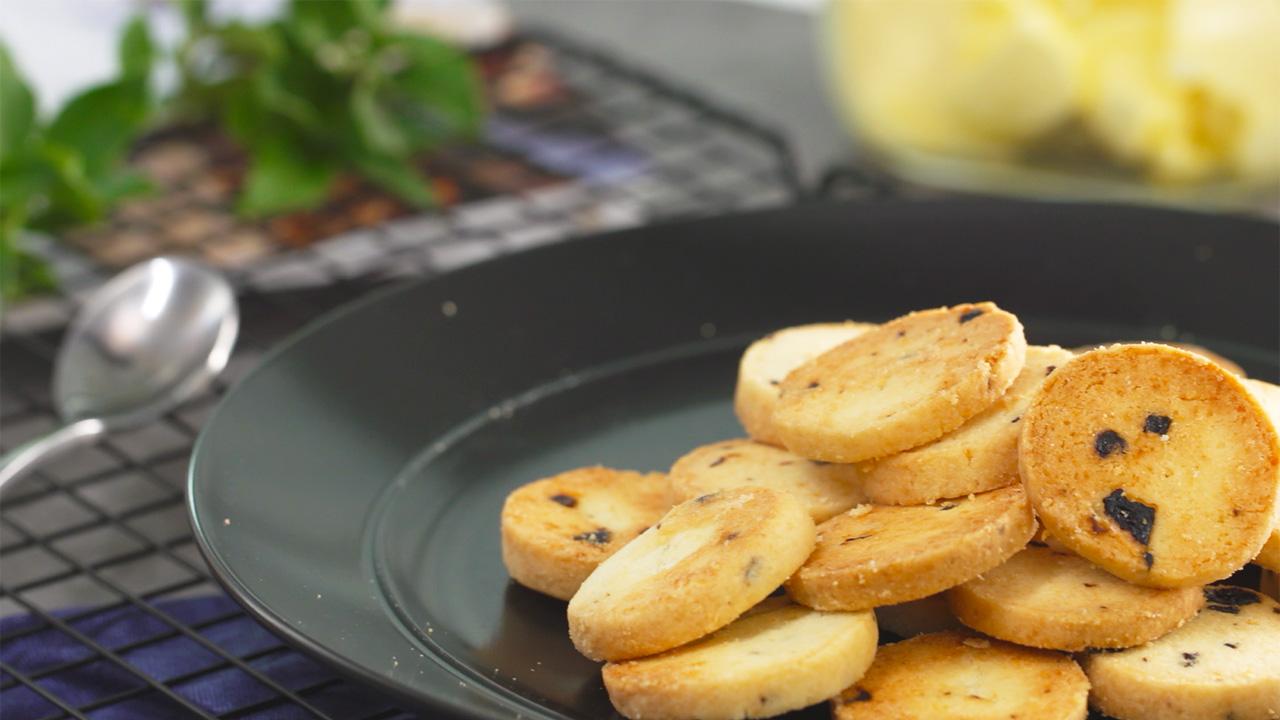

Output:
xmin=352 ymin=79 xmax=409 ymax=156
xmin=0 ymin=224 xmax=57 ymax=303
xmin=288 ymin=0 xmax=372 ymax=40
xmin=237 ymin=134 xmax=338 ymax=216
xmin=0 ymin=43 xmax=37 ymax=161
xmin=0 ymin=151 xmax=51 ymax=217
xmin=119 ymin=15 xmax=154 ymax=79
xmin=351 ymin=152 xmax=434 ymax=208
xmin=46 ymin=79 xmax=150 ymax=181
xmin=252 ymin=70 xmax=323 ymax=133
xmin=178 ymin=0 xmax=209 ymax=32
xmin=97 ymin=170 xmax=152 ymax=203
xmin=37 ymin=141 xmax=105 ymax=227
xmin=390 ymin=34 xmax=484 ymax=142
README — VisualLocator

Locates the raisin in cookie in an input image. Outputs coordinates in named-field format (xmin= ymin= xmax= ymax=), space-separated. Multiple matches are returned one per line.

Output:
xmin=875 ymin=594 xmax=963 ymax=639
xmin=501 ymin=466 xmax=673 ymax=600
xmin=1083 ymin=586 xmax=1280 ymax=720
xmin=785 ymin=484 xmax=1035 ymax=611
xmin=948 ymin=545 xmax=1204 ymax=651
xmin=669 ymin=439 xmax=866 ymax=523
xmin=1020 ymin=344 xmax=1280 ymax=588
xmin=602 ymin=598 xmax=877 ymax=720
xmin=860 ymin=345 xmax=1074 ymax=505
xmin=831 ymin=631 xmax=1089 ymax=720
xmin=568 ymin=487 xmax=814 ymax=661
xmin=774 ymin=302 xmax=1026 ymax=463
xmin=735 ymin=322 xmax=873 ymax=446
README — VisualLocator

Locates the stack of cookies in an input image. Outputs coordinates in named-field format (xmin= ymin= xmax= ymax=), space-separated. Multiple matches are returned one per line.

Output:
xmin=500 ymin=302 xmax=1280 ymax=720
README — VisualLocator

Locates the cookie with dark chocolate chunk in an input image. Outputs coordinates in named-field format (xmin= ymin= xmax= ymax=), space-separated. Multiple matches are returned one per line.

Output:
xmin=603 ymin=598 xmax=876 ymax=720
xmin=785 ymin=484 xmax=1035 ymax=612
xmin=1083 ymin=586 xmax=1280 ymax=720
xmin=734 ymin=322 xmax=873 ymax=447
xmin=568 ymin=487 xmax=814 ymax=661
xmin=947 ymin=546 xmax=1203 ymax=651
xmin=669 ymin=438 xmax=867 ymax=523
xmin=1019 ymin=344 xmax=1280 ymax=588
xmin=860 ymin=345 xmax=1074 ymax=505
xmin=501 ymin=466 xmax=673 ymax=600
xmin=773 ymin=302 xmax=1026 ymax=463
xmin=831 ymin=631 xmax=1089 ymax=720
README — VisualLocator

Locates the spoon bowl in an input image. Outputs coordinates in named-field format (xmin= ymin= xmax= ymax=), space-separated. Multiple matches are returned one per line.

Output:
xmin=54 ymin=257 xmax=239 ymax=427
xmin=0 ymin=257 xmax=238 ymax=488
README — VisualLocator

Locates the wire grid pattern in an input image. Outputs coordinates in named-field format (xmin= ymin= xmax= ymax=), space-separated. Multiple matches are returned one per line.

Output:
xmin=0 ymin=30 xmax=801 ymax=720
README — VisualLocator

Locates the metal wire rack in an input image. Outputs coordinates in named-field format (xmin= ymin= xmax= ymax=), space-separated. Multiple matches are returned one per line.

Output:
xmin=0 ymin=29 xmax=801 ymax=720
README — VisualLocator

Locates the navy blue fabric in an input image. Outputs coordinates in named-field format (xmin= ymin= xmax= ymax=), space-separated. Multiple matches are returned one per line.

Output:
xmin=0 ymin=595 xmax=414 ymax=720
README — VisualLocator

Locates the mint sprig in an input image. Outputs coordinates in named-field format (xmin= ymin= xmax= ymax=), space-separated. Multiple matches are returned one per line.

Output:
xmin=0 ymin=17 xmax=155 ymax=303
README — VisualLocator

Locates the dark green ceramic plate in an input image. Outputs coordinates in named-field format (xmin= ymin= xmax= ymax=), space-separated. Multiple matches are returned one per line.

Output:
xmin=189 ymin=199 xmax=1278 ymax=719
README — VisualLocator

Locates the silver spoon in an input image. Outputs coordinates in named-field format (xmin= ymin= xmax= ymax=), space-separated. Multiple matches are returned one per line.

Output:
xmin=0 ymin=257 xmax=238 ymax=489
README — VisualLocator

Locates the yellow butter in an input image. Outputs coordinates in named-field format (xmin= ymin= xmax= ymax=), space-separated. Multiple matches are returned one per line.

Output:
xmin=829 ymin=0 xmax=1079 ymax=158
xmin=827 ymin=0 xmax=1280 ymax=186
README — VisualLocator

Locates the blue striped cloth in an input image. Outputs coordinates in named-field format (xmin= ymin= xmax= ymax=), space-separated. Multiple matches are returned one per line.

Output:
xmin=0 ymin=595 xmax=415 ymax=719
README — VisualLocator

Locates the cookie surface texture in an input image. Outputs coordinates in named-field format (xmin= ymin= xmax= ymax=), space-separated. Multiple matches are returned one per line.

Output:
xmin=735 ymin=322 xmax=872 ymax=446
xmin=602 ymin=597 xmax=877 ymax=720
xmin=948 ymin=545 xmax=1204 ymax=651
xmin=669 ymin=438 xmax=866 ymax=523
xmin=568 ymin=486 xmax=815 ymax=661
xmin=774 ymin=302 xmax=1027 ymax=463
xmin=831 ymin=631 xmax=1089 ymax=720
xmin=1020 ymin=343 xmax=1280 ymax=587
xmin=501 ymin=466 xmax=672 ymax=600
xmin=1076 ymin=341 xmax=1248 ymax=377
xmin=861 ymin=345 xmax=1074 ymax=505
xmin=1083 ymin=586 xmax=1280 ymax=720
xmin=785 ymin=484 xmax=1035 ymax=611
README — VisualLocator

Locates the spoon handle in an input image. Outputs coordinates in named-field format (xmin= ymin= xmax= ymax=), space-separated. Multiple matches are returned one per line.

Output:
xmin=0 ymin=418 xmax=107 ymax=491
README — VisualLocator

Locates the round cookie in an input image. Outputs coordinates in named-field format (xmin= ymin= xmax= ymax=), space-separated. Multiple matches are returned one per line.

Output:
xmin=860 ymin=345 xmax=1074 ymax=505
xmin=568 ymin=487 xmax=815 ymax=661
xmin=1019 ymin=344 xmax=1280 ymax=588
xmin=501 ymin=466 xmax=673 ymax=600
xmin=1076 ymin=341 xmax=1247 ymax=377
xmin=831 ymin=631 xmax=1090 ymax=720
xmin=602 ymin=598 xmax=877 ymax=720
xmin=947 ymin=545 xmax=1205 ymax=651
xmin=875 ymin=594 xmax=963 ymax=639
xmin=669 ymin=438 xmax=867 ymax=523
xmin=735 ymin=322 xmax=872 ymax=446
xmin=1166 ymin=343 xmax=1248 ymax=377
xmin=1246 ymin=378 xmax=1280 ymax=572
xmin=1246 ymin=378 xmax=1280 ymax=423
xmin=1083 ymin=586 xmax=1280 ymax=720
xmin=774 ymin=302 xmax=1027 ymax=463
xmin=785 ymin=484 xmax=1035 ymax=611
